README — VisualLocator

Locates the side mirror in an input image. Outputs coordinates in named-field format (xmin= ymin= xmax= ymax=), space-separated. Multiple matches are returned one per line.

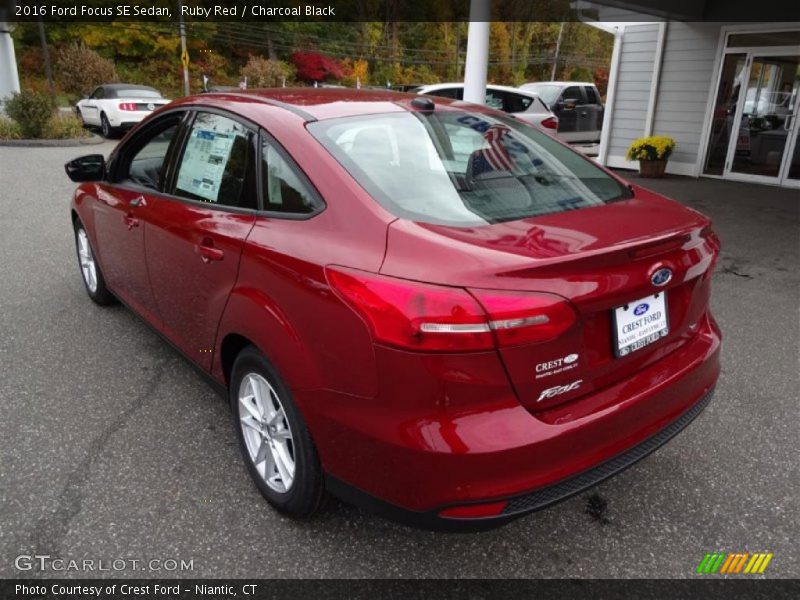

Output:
xmin=65 ymin=154 xmax=105 ymax=182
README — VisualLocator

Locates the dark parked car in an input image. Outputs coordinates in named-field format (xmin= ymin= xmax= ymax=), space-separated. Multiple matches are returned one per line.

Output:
xmin=65 ymin=89 xmax=721 ymax=530
xmin=520 ymin=81 xmax=604 ymax=143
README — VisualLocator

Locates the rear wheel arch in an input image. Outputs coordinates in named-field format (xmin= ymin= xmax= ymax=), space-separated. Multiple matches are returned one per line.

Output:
xmin=214 ymin=288 xmax=325 ymax=391
xmin=220 ymin=333 xmax=253 ymax=386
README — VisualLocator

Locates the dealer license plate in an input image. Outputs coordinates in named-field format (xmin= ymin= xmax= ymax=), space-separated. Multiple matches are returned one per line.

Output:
xmin=612 ymin=292 xmax=669 ymax=357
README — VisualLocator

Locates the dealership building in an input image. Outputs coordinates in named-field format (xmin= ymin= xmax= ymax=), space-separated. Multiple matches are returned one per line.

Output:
xmin=580 ymin=4 xmax=800 ymax=189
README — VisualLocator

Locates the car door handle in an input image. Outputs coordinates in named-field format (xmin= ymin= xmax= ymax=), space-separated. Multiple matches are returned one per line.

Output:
xmin=123 ymin=214 xmax=139 ymax=230
xmin=195 ymin=239 xmax=224 ymax=263
xmin=130 ymin=195 xmax=147 ymax=207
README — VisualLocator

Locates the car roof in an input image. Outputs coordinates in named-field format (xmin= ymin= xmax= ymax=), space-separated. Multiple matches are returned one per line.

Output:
xmin=416 ymin=82 xmax=541 ymax=98
xmin=99 ymin=83 xmax=160 ymax=91
xmin=522 ymin=81 xmax=595 ymax=87
xmin=188 ymin=87 xmax=446 ymax=121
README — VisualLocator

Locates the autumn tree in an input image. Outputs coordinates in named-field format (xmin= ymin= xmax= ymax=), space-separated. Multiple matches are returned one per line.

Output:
xmin=241 ymin=56 xmax=296 ymax=88
xmin=55 ymin=44 xmax=119 ymax=97
xmin=291 ymin=52 xmax=344 ymax=83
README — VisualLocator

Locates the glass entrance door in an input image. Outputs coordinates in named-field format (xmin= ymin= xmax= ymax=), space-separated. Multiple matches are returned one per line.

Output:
xmin=724 ymin=53 xmax=800 ymax=185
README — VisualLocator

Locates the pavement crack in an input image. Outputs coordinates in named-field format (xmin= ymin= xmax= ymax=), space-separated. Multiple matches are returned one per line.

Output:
xmin=720 ymin=266 xmax=753 ymax=279
xmin=25 ymin=360 xmax=170 ymax=563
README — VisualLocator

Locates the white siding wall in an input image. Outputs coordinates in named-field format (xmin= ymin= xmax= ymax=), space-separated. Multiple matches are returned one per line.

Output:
xmin=604 ymin=22 xmax=726 ymax=176
xmin=651 ymin=23 xmax=723 ymax=169
xmin=606 ymin=24 xmax=660 ymax=160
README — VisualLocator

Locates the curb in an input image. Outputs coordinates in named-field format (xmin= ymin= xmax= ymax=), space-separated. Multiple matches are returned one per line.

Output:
xmin=0 ymin=134 xmax=107 ymax=148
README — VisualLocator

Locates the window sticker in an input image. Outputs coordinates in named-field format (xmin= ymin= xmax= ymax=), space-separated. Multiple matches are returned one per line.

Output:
xmin=176 ymin=128 xmax=237 ymax=202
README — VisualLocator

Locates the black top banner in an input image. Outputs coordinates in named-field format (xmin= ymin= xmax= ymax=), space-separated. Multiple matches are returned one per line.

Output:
xmin=2 ymin=0 xmax=800 ymax=23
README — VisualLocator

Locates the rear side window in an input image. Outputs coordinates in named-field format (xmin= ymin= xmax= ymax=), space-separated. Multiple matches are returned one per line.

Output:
xmin=484 ymin=91 xmax=505 ymax=111
xmin=584 ymin=86 xmax=601 ymax=104
xmin=501 ymin=91 xmax=534 ymax=113
xmin=426 ymin=88 xmax=463 ymax=100
xmin=261 ymin=139 xmax=319 ymax=214
xmin=173 ymin=112 xmax=257 ymax=210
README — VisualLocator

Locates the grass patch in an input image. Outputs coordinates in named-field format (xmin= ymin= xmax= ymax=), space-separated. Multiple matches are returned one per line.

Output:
xmin=42 ymin=113 xmax=91 ymax=139
xmin=0 ymin=117 xmax=23 ymax=140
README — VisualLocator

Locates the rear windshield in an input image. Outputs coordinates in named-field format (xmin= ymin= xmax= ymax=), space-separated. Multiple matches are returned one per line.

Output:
xmin=308 ymin=110 xmax=630 ymax=227
xmin=112 ymin=88 xmax=161 ymax=99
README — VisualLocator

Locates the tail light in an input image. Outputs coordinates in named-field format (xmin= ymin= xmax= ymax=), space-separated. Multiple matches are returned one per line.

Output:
xmin=700 ymin=225 xmax=720 ymax=250
xmin=326 ymin=267 xmax=576 ymax=352
xmin=700 ymin=224 xmax=721 ymax=272
xmin=540 ymin=116 xmax=558 ymax=130
xmin=469 ymin=288 xmax=577 ymax=346
xmin=119 ymin=103 xmax=137 ymax=111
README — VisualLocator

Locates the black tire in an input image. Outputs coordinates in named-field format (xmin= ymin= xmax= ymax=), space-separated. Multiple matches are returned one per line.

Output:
xmin=100 ymin=113 xmax=114 ymax=138
xmin=73 ymin=220 xmax=115 ymax=306
xmin=230 ymin=346 xmax=325 ymax=518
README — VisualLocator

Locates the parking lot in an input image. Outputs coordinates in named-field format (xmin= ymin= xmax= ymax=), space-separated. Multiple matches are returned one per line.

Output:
xmin=0 ymin=141 xmax=798 ymax=578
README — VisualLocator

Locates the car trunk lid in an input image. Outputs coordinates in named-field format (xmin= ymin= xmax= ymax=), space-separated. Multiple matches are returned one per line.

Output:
xmin=380 ymin=189 xmax=719 ymax=412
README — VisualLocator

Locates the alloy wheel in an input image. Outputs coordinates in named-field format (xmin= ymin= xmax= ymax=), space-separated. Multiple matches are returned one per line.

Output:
xmin=77 ymin=228 xmax=98 ymax=293
xmin=238 ymin=373 xmax=296 ymax=493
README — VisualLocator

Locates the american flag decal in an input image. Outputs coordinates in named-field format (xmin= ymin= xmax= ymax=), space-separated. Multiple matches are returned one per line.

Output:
xmin=476 ymin=124 xmax=515 ymax=173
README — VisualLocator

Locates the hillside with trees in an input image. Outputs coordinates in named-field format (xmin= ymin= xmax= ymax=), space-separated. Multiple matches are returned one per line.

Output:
xmin=11 ymin=21 xmax=613 ymax=103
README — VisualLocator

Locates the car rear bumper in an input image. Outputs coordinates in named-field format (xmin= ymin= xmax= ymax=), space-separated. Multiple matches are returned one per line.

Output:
xmin=107 ymin=114 xmax=150 ymax=128
xmin=300 ymin=313 xmax=721 ymax=530
xmin=326 ymin=386 xmax=714 ymax=531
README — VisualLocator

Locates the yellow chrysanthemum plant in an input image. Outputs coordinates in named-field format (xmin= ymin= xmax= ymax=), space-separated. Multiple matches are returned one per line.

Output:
xmin=626 ymin=136 xmax=676 ymax=161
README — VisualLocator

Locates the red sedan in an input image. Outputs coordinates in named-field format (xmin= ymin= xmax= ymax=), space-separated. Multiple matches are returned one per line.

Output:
xmin=65 ymin=89 xmax=721 ymax=531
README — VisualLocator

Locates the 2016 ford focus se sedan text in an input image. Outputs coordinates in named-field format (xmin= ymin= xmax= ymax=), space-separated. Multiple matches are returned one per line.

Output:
xmin=65 ymin=89 xmax=721 ymax=531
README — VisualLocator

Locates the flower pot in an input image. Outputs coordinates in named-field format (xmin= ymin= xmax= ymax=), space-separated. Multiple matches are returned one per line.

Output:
xmin=639 ymin=159 xmax=668 ymax=178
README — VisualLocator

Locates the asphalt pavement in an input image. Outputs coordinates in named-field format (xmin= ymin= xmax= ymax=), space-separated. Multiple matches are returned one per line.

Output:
xmin=0 ymin=141 xmax=798 ymax=578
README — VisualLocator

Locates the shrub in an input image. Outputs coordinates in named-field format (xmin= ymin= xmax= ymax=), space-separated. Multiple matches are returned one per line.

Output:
xmin=240 ymin=56 xmax=295 ymax=88
xmin=0 ymin=117 xmax=22 ymax=140
xmin=55 ymin=43 xmax=119 ymax=98
xmin=4 ymin=90 xmax=56 ymax=138
xmin=626 ymin=136 xmax=676 ymax=161
xmin=42 ymin=113 xmax=91 ymax=139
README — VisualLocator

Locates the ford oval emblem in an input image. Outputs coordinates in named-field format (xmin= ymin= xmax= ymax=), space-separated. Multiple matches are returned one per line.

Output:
xmin=633 ymin=303 xmax=649 ymax=316
xmin=651 ymin=267 xmax=672 ymax=287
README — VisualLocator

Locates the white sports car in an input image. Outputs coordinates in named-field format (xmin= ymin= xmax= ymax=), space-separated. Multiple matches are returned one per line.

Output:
xmin=75 ymin=84 xmax=171 ymax=138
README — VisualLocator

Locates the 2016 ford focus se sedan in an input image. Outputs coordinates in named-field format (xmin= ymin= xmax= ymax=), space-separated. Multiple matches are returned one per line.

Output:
xmin=65 ymin=89 xmax=721 ymax=531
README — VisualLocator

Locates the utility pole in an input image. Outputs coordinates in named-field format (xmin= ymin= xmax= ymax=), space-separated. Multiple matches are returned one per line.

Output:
xmin=37 ymin=18 xmax=53 ymax=93
xmin=551 ymin=22 xmax=564 ymax=81
xmin=454 ymin=23 xmax=461 ymax=81
xmin=178 ymin=0 xmax=190 ymax=96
